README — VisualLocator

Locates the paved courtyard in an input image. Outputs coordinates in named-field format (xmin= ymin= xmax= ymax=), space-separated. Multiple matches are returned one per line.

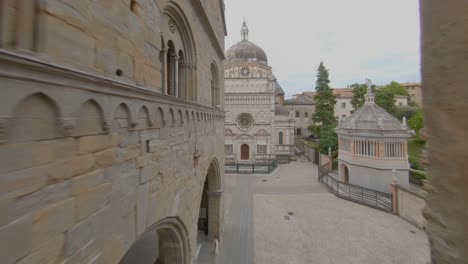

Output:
xmin=217 ymin=159 xmax=430 ymax=264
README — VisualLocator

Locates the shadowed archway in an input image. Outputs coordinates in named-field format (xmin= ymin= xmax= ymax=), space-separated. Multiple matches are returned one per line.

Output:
xmin=119 ymin=217 xmax=190 ymax=264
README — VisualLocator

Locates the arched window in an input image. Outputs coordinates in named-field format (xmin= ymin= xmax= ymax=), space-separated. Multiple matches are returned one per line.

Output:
xmin=279 ymin=132 xmax=284 ymax=145
xmin=305 ymin=112 xmax=308 ymax=118
xmin=296 ymin=128 xmax=301 ymax=135
xmin=295 ymin=111 xmax=300 ymax=118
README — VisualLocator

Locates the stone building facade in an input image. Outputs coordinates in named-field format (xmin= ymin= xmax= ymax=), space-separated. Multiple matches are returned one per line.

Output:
xmin=402 ymin=82 xmax=422 ymax=106
xmin=224 ymin=22 xmax=295 ymax=163
xmin=284 ymin=95 xmax=315 ymax=137
xmin=336 ymin=85 xmax=412 ymax=193
xmin=0 ymin=1 xmax=226 ymax=264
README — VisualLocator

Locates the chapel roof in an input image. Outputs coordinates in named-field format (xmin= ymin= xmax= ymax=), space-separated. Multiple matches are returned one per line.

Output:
xmin=336 ymin=86 xmax=411 ymax=136
xmin=225 ymin=21 xmax=268 ymax=65
xmin=275 ymin=80 xmax=284 ymax=95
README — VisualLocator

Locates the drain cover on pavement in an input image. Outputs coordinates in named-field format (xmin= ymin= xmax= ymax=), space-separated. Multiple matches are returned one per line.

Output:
xmin=288 ymin=212 xmax=294 ymax=216
xmin=284 ymin=215 xmax=290 ymax=220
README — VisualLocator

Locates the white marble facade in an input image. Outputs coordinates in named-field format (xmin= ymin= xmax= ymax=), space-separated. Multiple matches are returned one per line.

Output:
xmin=224 ymin=21 xmax=295 ymax=163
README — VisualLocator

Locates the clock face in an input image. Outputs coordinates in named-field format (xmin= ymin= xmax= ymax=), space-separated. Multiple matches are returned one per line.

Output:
xmin=240 ymin=66 xmax=250 ymax=77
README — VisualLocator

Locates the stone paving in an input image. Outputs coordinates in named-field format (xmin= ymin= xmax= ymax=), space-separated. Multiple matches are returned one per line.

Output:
xmin=217 ymin=158 xmax=430 ymax=264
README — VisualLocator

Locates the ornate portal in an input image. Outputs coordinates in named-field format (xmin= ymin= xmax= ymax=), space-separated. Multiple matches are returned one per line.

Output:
xmin=236 ymin=113 xmax=254 ymax=131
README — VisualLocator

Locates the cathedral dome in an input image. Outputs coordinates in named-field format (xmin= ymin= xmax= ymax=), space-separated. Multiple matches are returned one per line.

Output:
xmin=225 ymin=40 xmax=268 ymax=65
xmin=225 ymin=21 xmax=268 ymax=65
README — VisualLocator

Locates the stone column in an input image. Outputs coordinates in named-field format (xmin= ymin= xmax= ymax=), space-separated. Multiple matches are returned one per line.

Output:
xmin=174 ymin=56 xmax=179 ymax=98
xmin=208 ymin=190 xmax=223 ymax=241
xmin=16 ymin=0 xmax=36 ymax=51
xmin=391 ymin=169 xmax=398 ymax=214
xmin=162 ymin=48 xmax=168 ymax=95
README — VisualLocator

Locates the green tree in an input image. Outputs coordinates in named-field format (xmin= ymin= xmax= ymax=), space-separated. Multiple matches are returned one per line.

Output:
xmin=311 ymin=62 xmax=338 ymax=152
xmin=408 ymin=108 xmax=424 ymax=134
xmin=312 ymin=62 xmax=337 ymax=135
xmin=350 ymin=83 xmax=376 ymax=110
xmin=394 ymin=106 xmax=419 ymax=121
xmin=318 ymin=125 xmax=338 ymax=153
xmin=350 ymin=81 xmax=409 ymax=115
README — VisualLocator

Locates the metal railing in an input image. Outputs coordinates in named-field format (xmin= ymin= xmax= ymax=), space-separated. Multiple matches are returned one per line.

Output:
xmin=318 ymin=164 xmax=393 ymax=212
xmin=225 ymin=160 xmax=278 ymax=174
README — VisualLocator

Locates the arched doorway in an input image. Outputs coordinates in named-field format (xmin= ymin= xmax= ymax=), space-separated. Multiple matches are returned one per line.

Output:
xmin=342 ymin=164 xmax=350 ymax=183
xmin=196 ymin=159 xmax=222 ymax=260
xmin=241 ymin=144 xmax=249 ymax=160
xmin=119 ymin=218 xmax=190 ymax=264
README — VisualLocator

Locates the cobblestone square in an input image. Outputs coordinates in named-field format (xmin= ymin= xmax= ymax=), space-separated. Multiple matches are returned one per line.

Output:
xmin=218 ymin=160 xmax=430 ymax=264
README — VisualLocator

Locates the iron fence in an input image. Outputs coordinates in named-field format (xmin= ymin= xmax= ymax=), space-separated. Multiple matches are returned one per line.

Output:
xmin=318 ymin=164 xmax=393 ymax=212
xmin=225 ymin=160 xmax=278 ymax=174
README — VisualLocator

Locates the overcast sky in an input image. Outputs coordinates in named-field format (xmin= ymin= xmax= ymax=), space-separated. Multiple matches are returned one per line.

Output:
xmin=224 ymin=0 xmax=421 ymax=98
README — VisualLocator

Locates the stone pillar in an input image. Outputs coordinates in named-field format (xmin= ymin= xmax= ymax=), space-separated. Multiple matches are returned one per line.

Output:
xmin=174 ymin=56 xmax=179 ymax=98
xmin=421 ymin=1 xmax=468 ymax=262
xmin=208 ymin=190 xmax=223 ymax=241
xmin=391 ymin=169 xmax=398 ymax=214
xmin=378 ymin=142 xmax=385 ymax=158
xmin=162 ymin=48 xmax=168 ymax=95
xmin=16 ymin=0 xmax=36 ymax=51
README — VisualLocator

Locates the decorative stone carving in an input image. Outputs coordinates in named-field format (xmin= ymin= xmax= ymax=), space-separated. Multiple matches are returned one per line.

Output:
xmin=236 ymin=113 xmax=254 ymax=132
xmin=103 ymin=120 xmax=112 ymax=132
xmin=60 ymin=119 xmax=75 ymax=137
xmin=169 ymin=19 xmax=176 ymax=33
xmin=0 ymin=118 xmax=9 ymax=144
xmin=130 ymin=119 xmax=138 ymax=128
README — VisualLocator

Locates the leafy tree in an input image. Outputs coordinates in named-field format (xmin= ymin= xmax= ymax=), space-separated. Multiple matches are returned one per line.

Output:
xmin=350 ymin=81 xmax=409 ymax=115
xmin=381 ymin=81 xmax=409 ymax=96
xmin=312 ymin=62 xmax=337 ymax=136
xmin=408 ymin=108 xmax=424 ymax=134
xmin=394 ymin=106 xmax=419 ymax=121
xmin=350 ymin=83 xmax=376 ymax=110
xmin=375 ymin=88 xmax=397 ymax=115
xmin=318 ymin=125 xmax=338 ymax=153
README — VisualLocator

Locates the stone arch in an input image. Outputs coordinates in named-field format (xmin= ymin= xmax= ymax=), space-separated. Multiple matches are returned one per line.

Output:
xmin=113 ymin=103 xmax=132 ymax=132
xmin=196 ymin=112 xmax=200 ymax=122
xmin=178 ymin=109 xmax=184 ymax=126
xmin=77 ymin=99 xmax=105 ymax=135
xmin=155 ymin=107 xmax=164 ymax=128
xmin=197 ymin=158 xmax=222 ymax=248
xmin=162 ymin=2 xmax=197 ymax=101
xmin=169 ymin=108 xmax=175 ymax=127
xmin=137 ymin=106 xmax=152 ymax=129
xmin=185 ymin=110 xmax=190 ymax=124
xmin=192 ymin=112 xmax=195 ymax=123
xmin=10 ymin=93 xmax=60 ymax=142
xmin=119 ymin=217 xmax=190 ymax=264
xmin=340 ymin=164 xmax=350 ymax=183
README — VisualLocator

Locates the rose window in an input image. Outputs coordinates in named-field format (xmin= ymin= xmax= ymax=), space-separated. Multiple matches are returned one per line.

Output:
xmin=237 ymin=113 xmax=254 ymax=130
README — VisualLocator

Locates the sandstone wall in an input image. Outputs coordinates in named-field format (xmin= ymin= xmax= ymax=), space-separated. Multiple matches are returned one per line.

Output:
xmin=0 ymin=51 xmax=225 ymax=263
xmin=421 ymin=1 xmax=468 ymax=263
xmin=0 ymin=0 xmax=225 ymax=107
xmin=0 ymin=0 xmax=226 ymax=263
xmin=396 ymin=186 xmax=426 ymax=230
